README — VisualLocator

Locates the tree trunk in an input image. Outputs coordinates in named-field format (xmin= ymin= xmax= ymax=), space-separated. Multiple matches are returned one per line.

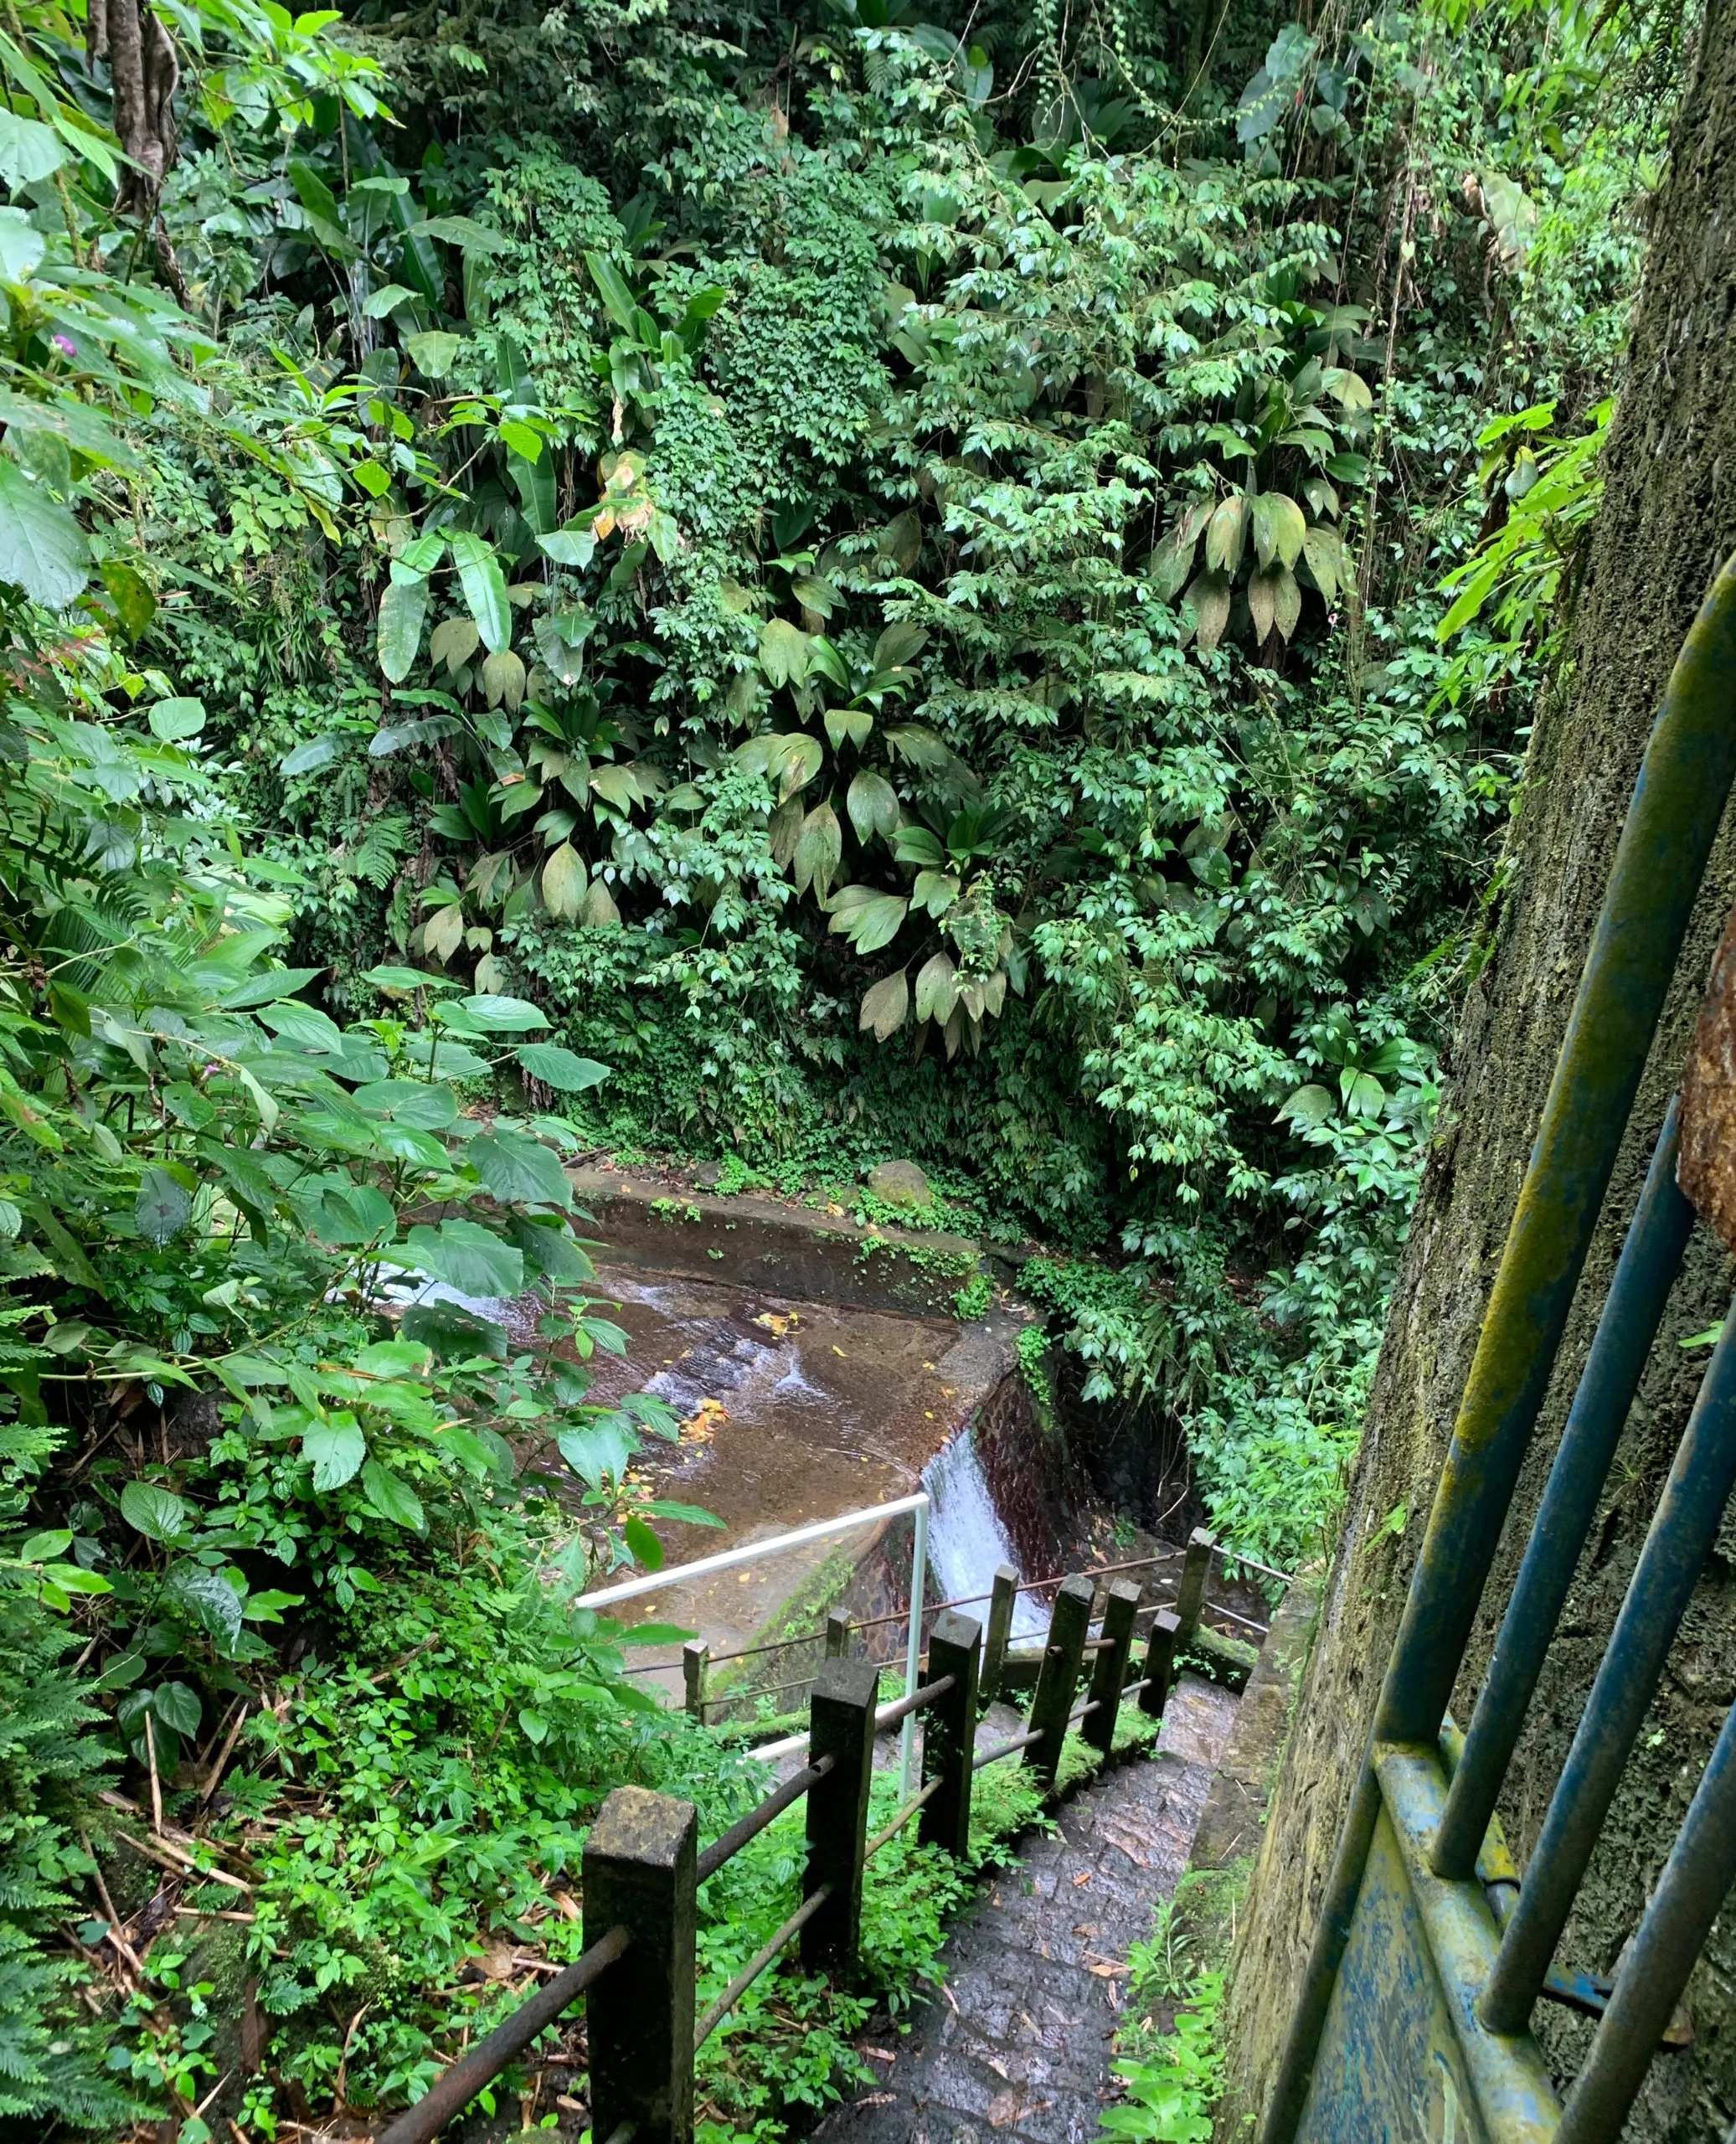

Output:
xmin=1220 ymin=3 xmax=1736 ymax=2135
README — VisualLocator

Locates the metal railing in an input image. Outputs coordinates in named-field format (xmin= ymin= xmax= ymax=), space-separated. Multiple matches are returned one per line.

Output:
xmin=1260 ymin=561 xmax=1736 ymax=2144
xmin=374 ymin=1560 xmax=1223 ymax=2144
xmin=663 ymin=1526 xmax=1283 ymax=1764
xmin=574 ymin=1490 xmax=934 ymax=1796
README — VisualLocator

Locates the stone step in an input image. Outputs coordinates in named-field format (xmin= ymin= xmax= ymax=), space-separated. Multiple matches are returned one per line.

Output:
xmin=811 ymin=1672 xmax=1239 ymax=2144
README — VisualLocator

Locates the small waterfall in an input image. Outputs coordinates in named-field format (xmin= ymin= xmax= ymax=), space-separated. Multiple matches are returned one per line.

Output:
xmin=922 ymin=1425 xmax=1048 ymax=1642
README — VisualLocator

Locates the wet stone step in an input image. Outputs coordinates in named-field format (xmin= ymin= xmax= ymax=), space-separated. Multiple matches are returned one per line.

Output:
xmin=811 ymin=1675 xmax=1239 ymax=2144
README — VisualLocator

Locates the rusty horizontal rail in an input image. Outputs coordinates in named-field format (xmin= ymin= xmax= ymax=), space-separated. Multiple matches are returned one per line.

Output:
xmin=373 ymin=1923 xmax=631 ymax=2144
xmin=973 ymin=1725 xmax=1047 ymax=1770
xmin=873 ymin=1672 xmax=956 ymax=1730
xmin=693 ymin=1885 xmax=832 ymax=2052
xmin=700 ymin=1671 xmax=820 ymax=1710
xmin=864 ymin=1775 xmax=945 ymax=1860
xmin=1213 ymin=1545 xmax=1295 ymax=1585
xmin=697 ymin=1755 xmax=835 ymax=1884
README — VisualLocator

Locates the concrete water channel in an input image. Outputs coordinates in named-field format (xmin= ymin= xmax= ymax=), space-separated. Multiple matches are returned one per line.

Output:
xmin=563 ymin=1166 xmax=1070 ymax=1708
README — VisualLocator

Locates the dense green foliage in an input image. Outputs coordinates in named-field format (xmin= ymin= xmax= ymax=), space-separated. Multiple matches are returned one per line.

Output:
xmin=0 ymin=0 xmax=1679 ymax=2131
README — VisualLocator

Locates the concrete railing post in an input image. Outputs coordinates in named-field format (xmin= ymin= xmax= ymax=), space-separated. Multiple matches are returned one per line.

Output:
xmin=981 ymin=1563 xmax=1018 ymax=1702
xmin=1176 ymin=1528 xmax=1215 ymax=1650
xmin=1082 ymin=1580 xmax=1141 ymax=1755
xmin=683 ymin=1638 xmax=708 ymax=1721
xmin=825 ymin=1610 xmax=850 ymax=1658
xmin=1024 ymin=1574 xmax=1093 ymax=1791
xmin=801 ymin=1656 xmax=878 ymax=1975
xmin=1138 ymin=1607 xmax=1181 ymax=1719
xmin=920 ymin=1610 xmax=981 ymax=1858
xmin=582 ymin=1786 xmax=697 ymax=2144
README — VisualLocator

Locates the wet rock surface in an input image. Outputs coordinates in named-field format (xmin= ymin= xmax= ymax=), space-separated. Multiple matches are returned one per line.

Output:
xmin=812 ymin=1674 xmax=1239 ymax=2144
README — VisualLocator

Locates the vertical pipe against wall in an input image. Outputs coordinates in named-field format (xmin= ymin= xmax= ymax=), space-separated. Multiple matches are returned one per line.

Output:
xmin=1554 ymin=1693 xmax=1736 ymax=2144
xmin=901 ymin=1494 xmax=930 ymax=1801
xmin=1258 ymin=563 xmax=1736 ymax=2144
xmin=1481 ymin=1299 xmax=1736 ymax=2032
xmin=1435 ymin=1100 xmax=1693 ymax=1879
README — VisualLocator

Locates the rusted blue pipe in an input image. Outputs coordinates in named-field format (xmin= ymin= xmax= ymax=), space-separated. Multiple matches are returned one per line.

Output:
xmin=1258 ymin=559 xmax=1736 ymax=2144
xmin=1481 ymin=1299 xmax=1736 ymax=2033
xmin=1433 ymin=1100 xmax=1693 ymax=1880
xmin=1553 ymin=1689 xmax=1736 ymax=2143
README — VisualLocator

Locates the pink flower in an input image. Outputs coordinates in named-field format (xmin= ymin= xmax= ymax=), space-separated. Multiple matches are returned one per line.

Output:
xmin=51 ymin=334 xmax=75 ymax=357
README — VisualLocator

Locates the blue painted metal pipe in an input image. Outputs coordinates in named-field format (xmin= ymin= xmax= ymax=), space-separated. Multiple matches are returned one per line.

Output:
xmin=1432 ymin=1100 xmax=1693 ymax=1880
xmin=1554 ymin=1685 xmax=1736 ymax=2143
xmin=1258 ymin=560 xmax=1736 ymax=2144
xmin=1481 ymin=1299 xmax=1736 ymax=2033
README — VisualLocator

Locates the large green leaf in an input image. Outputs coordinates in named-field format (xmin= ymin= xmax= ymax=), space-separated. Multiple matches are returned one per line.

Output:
xmin=585 ymin=250 xmax=640 ymax=335
xmin=151 ymin=1680 xmax=202 ymax=1737
xmin=1251 ymin=492 xmax=1307 ymax=570
xmin=120 ymin=1481 xmax=188 ymax=1542
xmin=759 ymin=617 xmax=810 ymax=688
xmin=165 ymin=1564 xmax=245 ymax=1652
xmin=404 ymin=1219 xmax=525 ymax=1298
xmin=302 ymin=1413 xmax=366 ymax=1490
xmin=0 ymin=208 xmax=43 ymax=282
xmin=135 ymin=1167 xmax=192 ymax=1246
xmin=361 ymin=1458 xmax=426 ymax=1533
xmin=516 ymin=1042 xmax=609 ymax=1092
xmin=461 ymin=993 xmax=549 ymax=1031
xmin=406 ymin=330 xmax=461 ymax=379
xmin=0 ymin=457 xmax=87 ymax=608
xmin=858 ymin=970 xmax=909 ymax=1041
xmin=447 ymin=530 xmax=512 ymax=652
xmin=827 ymin=889 xmax=909 ymax=956
xmin=400 ymin=1297 xmax=509 ymax=1360
xmin=469 ymin=1129 xmax=572 ymax=1209
xmin=558 ymin=1418 xmax=635 ymax=1487
xmin=847 ymin=770 xmax=899 ymax=843
xmin=377 ymin=571 xmax=430 ymax=682
xmin=353 ymin=1079 xmax=458 ymax=1129
xmin=792 ymin=801 xmax=842 ymax=897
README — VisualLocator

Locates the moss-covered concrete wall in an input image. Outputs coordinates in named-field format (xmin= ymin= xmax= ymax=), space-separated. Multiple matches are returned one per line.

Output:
xmin=1219 ymin=6 xmax=1736 ymax=2134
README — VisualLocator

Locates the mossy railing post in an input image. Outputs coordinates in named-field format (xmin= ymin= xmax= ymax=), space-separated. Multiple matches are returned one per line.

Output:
xmin=1082 ymin=1580 xmax=1141 ymax=1755
xmin=920 ymin=1609 xmax=981 ymax=1857
xmin=683 ymin=1639 xmax=708 ymax=1721
xmin=1138 ymin=1608 xmax=1180 ymax=1719
xmin=825 ymin=1611 xmax=850 ymax=1658
xmin=1025 ymin=1574 xmax=1093 ymax=1791
xmin=1175 ymin=1528 xmax=1214 ymax=1650
xmin=981 ymin=1563 xmax=1017 ymax=1701
xmin=801 ymin=1656 xmax=878 ymax=1975
xmin=583 ymin=1786 xmax=697 ymax=2144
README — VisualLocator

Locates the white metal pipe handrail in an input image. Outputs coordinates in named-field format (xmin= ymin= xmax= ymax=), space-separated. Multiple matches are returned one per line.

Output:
xmin=573 ymin=1492 xmax=929 ymax=1610
xmin=574 ymin=1491 xmax=932 ymax=1798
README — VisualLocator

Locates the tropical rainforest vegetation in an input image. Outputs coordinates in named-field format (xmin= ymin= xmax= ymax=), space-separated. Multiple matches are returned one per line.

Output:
xmin=0 ymin=0 xmax=1682 ymax=2128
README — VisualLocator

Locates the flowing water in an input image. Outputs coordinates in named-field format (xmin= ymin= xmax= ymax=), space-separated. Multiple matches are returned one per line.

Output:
xmin=396 ymin=1262 xmax=1048 ymax=1695
xmin=577 ymin=1268 xmax=1014 ymax=1692
xmin=922 ymin=1425 xmax=1049 ymax=1642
